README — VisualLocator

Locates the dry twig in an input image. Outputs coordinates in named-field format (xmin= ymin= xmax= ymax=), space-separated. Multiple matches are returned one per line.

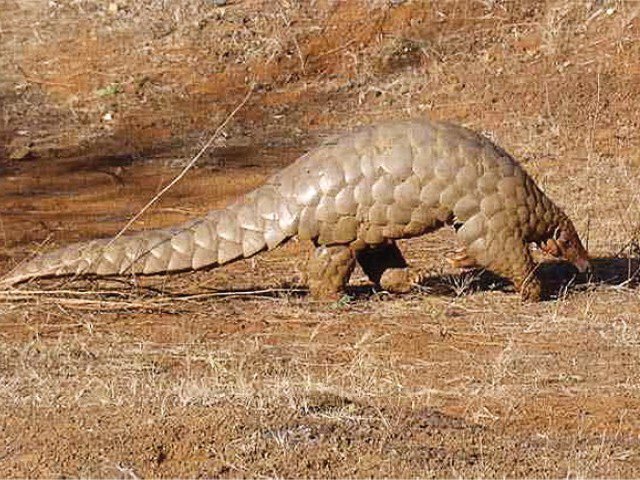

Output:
xmin=109 ymin=84 xmax=255 ymax=245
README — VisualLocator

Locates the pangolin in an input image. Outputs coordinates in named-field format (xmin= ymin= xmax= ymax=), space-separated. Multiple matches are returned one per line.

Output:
xmin=1 ymin=119 xmax=590 ymax=301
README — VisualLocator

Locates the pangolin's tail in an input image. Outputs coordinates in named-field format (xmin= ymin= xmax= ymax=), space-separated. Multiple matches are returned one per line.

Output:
xmin=1 ymin=183 xmax=301 ymax=287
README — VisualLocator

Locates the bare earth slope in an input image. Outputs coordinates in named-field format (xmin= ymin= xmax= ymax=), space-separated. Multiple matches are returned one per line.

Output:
xmin=1 ymin=0 xmax=640 ymax=477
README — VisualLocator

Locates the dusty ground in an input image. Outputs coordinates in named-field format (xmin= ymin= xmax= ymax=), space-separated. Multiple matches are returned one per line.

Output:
xmin=1 ymin=0 xmax=640 ymax=477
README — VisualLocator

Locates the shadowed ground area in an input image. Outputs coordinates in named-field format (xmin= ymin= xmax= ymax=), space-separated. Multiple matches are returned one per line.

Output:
xmin=1 ymin=0 xmax=640 ymax=477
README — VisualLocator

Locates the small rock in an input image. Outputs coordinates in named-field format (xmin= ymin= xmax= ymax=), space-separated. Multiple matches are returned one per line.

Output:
xmin=108 ymin=2 xmax=118 ymax=14
xmin=9 ymin=145 xmax=32 ymax=160
xmin=210 ymin=0 xmax=227 ymax=6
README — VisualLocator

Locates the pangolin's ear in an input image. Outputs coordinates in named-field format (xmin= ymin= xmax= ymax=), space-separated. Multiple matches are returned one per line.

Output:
xmin=545 ymin=238 xmax=561 ymax=256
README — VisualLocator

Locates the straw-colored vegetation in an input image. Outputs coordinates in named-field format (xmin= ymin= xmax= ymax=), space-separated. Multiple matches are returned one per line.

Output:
xmin=1 ymin=0 xmax=639 ymax=477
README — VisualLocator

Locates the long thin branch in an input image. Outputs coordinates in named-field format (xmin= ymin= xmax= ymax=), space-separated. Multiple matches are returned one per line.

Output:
xmin=109 ymin=85 xmax=255 ymax=244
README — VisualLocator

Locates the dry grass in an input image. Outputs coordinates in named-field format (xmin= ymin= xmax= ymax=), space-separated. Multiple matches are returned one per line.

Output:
xmin=1 ymin=0 xmax=640 ymax=477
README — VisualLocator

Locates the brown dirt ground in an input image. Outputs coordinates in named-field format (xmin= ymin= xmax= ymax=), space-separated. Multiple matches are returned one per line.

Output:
xmin=1 ymin=0 xmax=640 ymax=477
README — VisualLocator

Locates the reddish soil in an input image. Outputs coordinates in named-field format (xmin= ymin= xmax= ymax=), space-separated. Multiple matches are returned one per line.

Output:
xmin=1 ymin=0 xmax=640 ymax=477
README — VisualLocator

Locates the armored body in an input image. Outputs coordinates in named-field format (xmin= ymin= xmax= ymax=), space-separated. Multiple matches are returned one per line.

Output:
xmin=2 ymin=120 xmax=590 ymax=301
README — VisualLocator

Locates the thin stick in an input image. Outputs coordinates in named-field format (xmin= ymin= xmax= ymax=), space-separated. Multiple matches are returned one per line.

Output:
xmin=0 ymin=287 xmax=304 ymax=300
xmin=108 ymin=85 xmax=255 ymax=245
xmin=17 ymin=66 xmax=74 ymax=89
xmin=0 ymin=288 xmax=305 ymax=311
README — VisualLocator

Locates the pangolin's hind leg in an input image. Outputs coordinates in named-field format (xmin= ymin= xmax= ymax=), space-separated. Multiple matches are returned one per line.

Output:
xmin=356 ymin=242 xmax=420 ymax=293
xmin=459 ymin=228 xmax=542 ymax=301
xmin=307 ymin=245 xmax=357 ymax=300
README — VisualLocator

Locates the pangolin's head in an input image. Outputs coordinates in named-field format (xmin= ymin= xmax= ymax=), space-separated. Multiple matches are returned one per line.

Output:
xmin=539 ymin=220 xmax=591 ymax=273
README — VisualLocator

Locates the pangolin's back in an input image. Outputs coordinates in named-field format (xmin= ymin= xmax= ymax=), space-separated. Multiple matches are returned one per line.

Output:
xmin=265 ymin=119 xmax=543 ymax=247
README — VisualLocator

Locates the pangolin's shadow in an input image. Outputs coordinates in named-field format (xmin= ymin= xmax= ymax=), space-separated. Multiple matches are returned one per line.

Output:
xmin=407 ymin=256 xmax=640 ymax=300
xmin=187 ymin=256 xmax=640 ymax=301
xmin=125 ymin=256 xmax=640 ymax=301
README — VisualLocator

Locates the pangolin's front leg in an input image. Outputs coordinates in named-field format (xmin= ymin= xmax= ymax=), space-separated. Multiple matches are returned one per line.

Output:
xmin=307 ymin=245 xmax=357 ymax=300
xmin=356 ymin=242 xmax=420 ymax=293
xmin=490 ymin=237 xmax=541 ymax=301
xmin=458 ymin=224 xmax=542 ymax=301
